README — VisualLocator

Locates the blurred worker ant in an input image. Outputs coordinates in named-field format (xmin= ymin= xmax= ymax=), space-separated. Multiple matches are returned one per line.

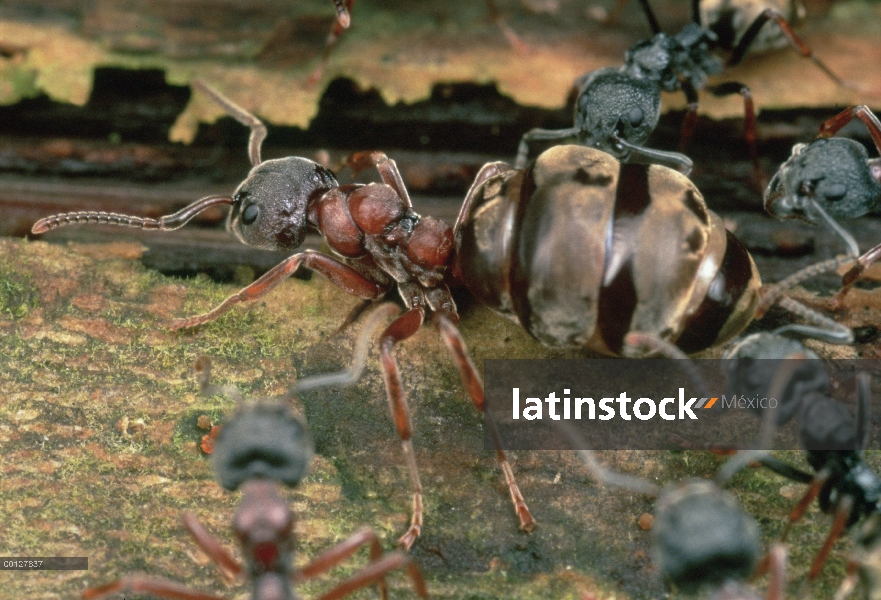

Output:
xmin=82 ymin=348 xmax=428 ymax=600
xmin=765 ymin=105 xmax=881 ymax=306
xmin=516 ymin=0 xmax=849 ymax=179
xmin=559 ymin=415 xmax=789 ymax=599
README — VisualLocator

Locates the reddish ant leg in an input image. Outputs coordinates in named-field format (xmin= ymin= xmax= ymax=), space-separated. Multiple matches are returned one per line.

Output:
xmin=82 ymin=575 xmax=224 ymax=600
xmin=170 ymin=250 xmax=385 ymax=330
xmin=315 ymin=552 xmax=428 ymax=600
xmin=378 ymin=307 xmax=427 ymax=550
xmin=809 ymin=495 xmax=855 ymax=581
xmin=434 ymin=312 xmax=537 ymax=533
xmin=345 ymin=151 xmax=412 ymax=208
xmin=181 ymin=512 xmax=243 ymax=581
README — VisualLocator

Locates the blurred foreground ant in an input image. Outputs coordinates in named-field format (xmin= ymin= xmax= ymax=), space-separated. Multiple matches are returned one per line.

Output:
xmin=32 ymin=81 xmax=852 ymax=546
xmin=83 ymin=388 xmax=428 ymax=600
xmin=562 ymin=423 xmax=788 ymax=599
xmin=516 ymin=0 xmax=848 ymax=176
xmin=720 ymin=335 xmax=878 ymax=583
xmin=765 ymin=105 xmax=881 ymax=305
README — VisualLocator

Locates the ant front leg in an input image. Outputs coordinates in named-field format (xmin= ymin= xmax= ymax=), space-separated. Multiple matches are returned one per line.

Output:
xmin=331 ymin=0 xmax=353 ymax=28
xmin=378 ymin=307 xmax=427 ymax=550
xmin=181 ymin=512 xmax=243 ymax=580
xmin=818 ymin=105 xmax=881 ymax=155
xmin=705 ymin=81 xmax=761 ymax=185
xmin=434 ymin=312 xmax=537 ymax=533
xmin=834 ymin=243 xmax=881 ymax=307
xmin=82 ymin=575 xmax=224 ymax=600
xmin=297 ymin=528 xmax=428 ymax=600
xmin=171 ymin=251 xmax=385 ymax=330
xmin=677 ymin=80 xmax=700 ymax=157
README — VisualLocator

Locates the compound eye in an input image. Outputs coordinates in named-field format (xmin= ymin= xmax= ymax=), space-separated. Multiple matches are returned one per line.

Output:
xmin=242 ymin=203 xmax=260 ymax=225
xmin=824 ymin=183 xmax=847 ymax=201
xmin=627 ymin=107 xmax=644 ymax=127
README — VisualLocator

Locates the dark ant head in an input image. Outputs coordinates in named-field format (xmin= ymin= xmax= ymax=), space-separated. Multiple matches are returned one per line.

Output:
xmin=722 ymin=332 xmax=827 ymax=426
xmin=228 ymin=157 xmax=338 ymax=251
xmin=765 ymin=138 xmax=881 ymax=221
xmin=211 ymin=401 xmax=314 ymax=491
xmin=574 ymin=68 xmax=661 ymax=160
xmin=653 ymin=480 xmax=761 ymax=594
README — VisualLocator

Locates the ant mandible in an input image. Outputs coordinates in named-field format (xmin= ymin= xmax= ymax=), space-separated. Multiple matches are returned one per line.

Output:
xmin=764 ymin=105 xmax=881 ymax=306
xmin=516 ymin=0 xmax=848 ymax=178
xmin=82 ymin=387 xmax=429 ymax=600
xmin=32 ymin=79 xmax=535 ymax=550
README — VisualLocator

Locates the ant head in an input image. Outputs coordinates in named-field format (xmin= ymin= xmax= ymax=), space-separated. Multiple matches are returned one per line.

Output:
xmin=765 ymin=138 xmax=881 ymax=222
xmin=721 ymin=332 xmax=827 ymax=426
xmin=211 ymin=401 xmax=314 ymax=491
xmin=654 ymin=480 xmax=761 ymax=593
xmin=574 ymin=68 xmax=661 ymax=160
xmin=228 ymin=157 xmax=338 ymax=251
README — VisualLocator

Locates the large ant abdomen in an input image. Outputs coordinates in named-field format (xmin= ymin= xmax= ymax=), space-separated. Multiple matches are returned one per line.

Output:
xmin=454 ymin=145 xmax=760 ymax=355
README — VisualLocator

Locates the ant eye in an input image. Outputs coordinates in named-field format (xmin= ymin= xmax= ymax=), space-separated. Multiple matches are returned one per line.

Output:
xmin=628 ymin=107 xmax=644 ymax=127
xmin=824 ymin=183 xmax=847 ymax=201
xmin=242 ymin=203 xmax=260 ymax=225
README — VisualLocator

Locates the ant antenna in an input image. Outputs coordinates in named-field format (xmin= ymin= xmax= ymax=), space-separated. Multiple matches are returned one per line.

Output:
xmin=31 ymin=195 xmax=234 ymax=234
xmin=287 ymin=303 xmax=400 ymax=396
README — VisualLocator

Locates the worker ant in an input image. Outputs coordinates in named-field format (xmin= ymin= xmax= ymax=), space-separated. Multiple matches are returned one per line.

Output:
xmin=765 ymin=105 xmax=881 ymax=305
xmin=516 ymin=0 xmax=848 ymax=178
xmin=82 ymin=371 xmax=429 ymax=600
xmin=31 ymin=80 xmax=855 ymax=546
xmin=561 ymin=422 xmax=788 ymax=599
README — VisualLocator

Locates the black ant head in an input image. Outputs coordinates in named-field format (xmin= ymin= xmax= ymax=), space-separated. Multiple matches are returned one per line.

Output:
xmin=800 ymin=396 xmax=859 ymax=459
xmin=765 ymin=138 xmax=881 ymax=222
xmin=574 ymin=68 xmax=661 ymax=160
xmin=721 ymin=332 xmax=827 ymax=426
xmin=228 ymin=157 xmax=338 ymax=251
xmin=653 ymin=481 xmax=761 ymax=594
xmin=211 ymin=401 xmax=314 ymax=491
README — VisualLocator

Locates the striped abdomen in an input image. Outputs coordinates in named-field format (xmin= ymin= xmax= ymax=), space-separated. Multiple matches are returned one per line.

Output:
xmin=453 ymin=145 xmax=760 ymax=356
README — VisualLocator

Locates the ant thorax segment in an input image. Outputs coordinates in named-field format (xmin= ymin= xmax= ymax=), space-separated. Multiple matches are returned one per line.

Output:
xmin=623 ymin=23 xmax=724 ymax=93
xmin=309 ymin=181 xmax=457 ymax=312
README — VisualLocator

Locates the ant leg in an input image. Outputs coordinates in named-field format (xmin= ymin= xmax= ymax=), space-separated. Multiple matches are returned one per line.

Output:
xmin=765 ymin=543 xmax=788 ymax=600
xmin=755 ymin=255 xmax=855 ymax=318
xmin=331 ymin=0 xmax=353 ymax=28
xmin=82 ymin=575 xmax=224 ymax=600
xmin=315 ymin=551 xmax=428 ymax=600
xmin=780 ymin=468 xmax=831 ymax=542
xmin=170 ymin=250 xmax=385 ymax=330
xmin=307 ymin=0 xmax=355 ymax=85
xmin=378 ymin=307 xmax=427 ymax=550
xmin=817 ymin=105 xmax=881 ymax=152
xmin=345 ymin=151 xmax=412 ymax=208
xmin=192 ymin=80 xmax=266 ymax=167
xmin=834 ymin=242 xmax=881 ymax=307
xmin=181 ymin=512 xmax=243 ymax=580
xmin=484 ymin=0 xmax=529 ymax=54
xmin=808 ymin=495 xmax=855 ymax=581
xmin=635 ymin=0 xmax=662 ymax=34
xmin=515 ymin=127 xmax=579 ymax=169
xmin=727 ymin=8 xmax=848 ymax=89
xmin=855 ymin=371 xmax=872 ymax=450
xmin=771 ymin=296 xmax=854 ymax=344
xmin=434 ymin=312 xmax=537 ymax=531
xmin=296 ymin=528 xmax=388 ymax=599
xmin=453 ymin=161 xmax=515 ymax=235
xmin=705 ymin=81 xmax=761 ymax=185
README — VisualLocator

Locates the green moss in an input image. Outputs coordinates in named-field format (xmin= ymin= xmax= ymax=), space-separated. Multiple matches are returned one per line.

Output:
xmin=0 ymin=265 xmax=38 ymax=318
